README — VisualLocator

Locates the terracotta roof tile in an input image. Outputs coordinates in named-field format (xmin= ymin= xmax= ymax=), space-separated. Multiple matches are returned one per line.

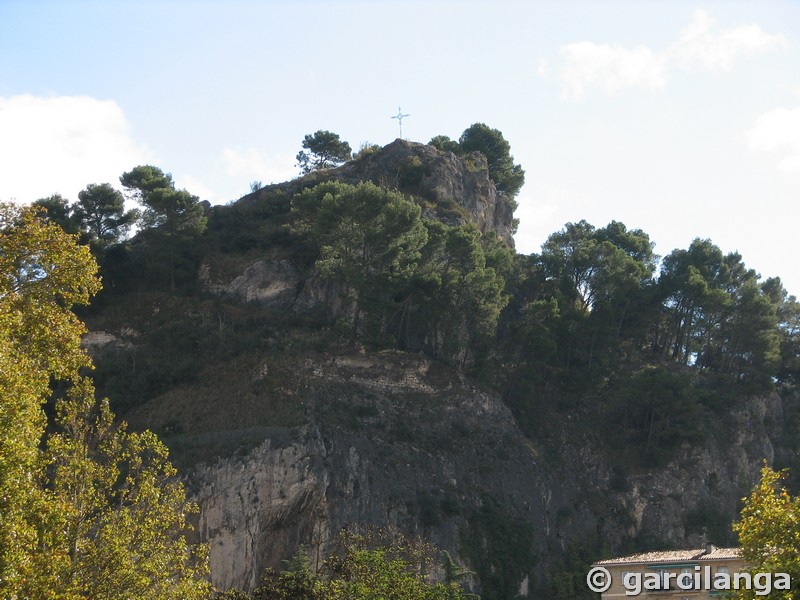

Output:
xmin=699 ymin=547 xmax=741 ymax=560
xmin=595 ymin=548 xmax=740 ymax=566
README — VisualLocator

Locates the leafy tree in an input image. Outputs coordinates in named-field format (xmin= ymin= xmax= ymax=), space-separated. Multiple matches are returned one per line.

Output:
xmin=120 ymin=165 xmax=205 ymax=235
xmin=225 ymin=531 xmax=468 ymax=600
xmin=0 ymin=203 xmax=210 ymax=598
xmin=429 ymin=135 xmax=462 ymax=154
xmin=291 ymin=181 xmax=427 ymax=346
xmin=0 ymin=203 xmax=100 ymax=593
xmin=353 ymin=142 xmax=382 ymax=159
xmin=138 ymin=186 xmax=207 ymax=235
xmin=323 ymin=547 xmax=464 ymax=600
xmin=296 ymin=130 xmax=352 ymax=174
xmin=428 ymin=125 xmax=526 ymax=198
xmin=33 ymin=193 xmax=80 ymax=234
xmin=459 ymin=495 xmax=535 ymax=600
xmin=119 ymin=164 xmax=175 ymax=203
xmin=44 ymin=380 xmax=210 ymax=599
xmin=74 ymin=182 xmax=139 ymax=249
xmin=654 ymin=240 xmax=781 ymax=386
xmin=733 ymin=464 xmax=799 ymax=600
xmin=539 ymin=220 xmax=656 ymax=373
xmin=656 ymin=239 xmax=732 ymax=365
xmin=763 ymin=277 xmax=800 ymax=384
xmin=459 ymin=123 xmax=525 ymax=198
xmin=716 ymin=279 xmax=780 ymax=383
xmin=120 ymin=165 xmax=207 ymax=289
xmin=412 ymin=223 xmax=509 ymax=364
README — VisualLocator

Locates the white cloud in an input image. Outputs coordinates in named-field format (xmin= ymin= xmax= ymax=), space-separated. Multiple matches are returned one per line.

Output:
xmin=561 ymin=42 xmax=667 ymax=100
xmin=220 ymin=147 xmax=297 ymax=185
xmin=558 ymin=10 xmax=786 ymax=101
xmin=0 ymin=94 xmax=152 ymax=202
xmin=669 ymin=9 xmax=787 ymax=71
xmin=746 ymin=106 xmax=800 ymax=174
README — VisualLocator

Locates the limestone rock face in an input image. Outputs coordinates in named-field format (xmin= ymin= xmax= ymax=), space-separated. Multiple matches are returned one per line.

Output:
xmin=335 ymin=140 xmax=517 ymax=247
xmin=240 ymin=139 xmax=517 ymax=247
xmin=226 ymin=260 xmax=302 ymax=307
xmin=183 ymin=353 xmax=789 ymax=594
xmin=187 ymin=354 xmax=549 ymax=592
xmin=189 ymin=435 xmax=328 ymax=591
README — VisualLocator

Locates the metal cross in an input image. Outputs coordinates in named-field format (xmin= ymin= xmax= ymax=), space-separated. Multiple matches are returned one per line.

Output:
xmin=391 ymin=107 xmax=410 ymax=139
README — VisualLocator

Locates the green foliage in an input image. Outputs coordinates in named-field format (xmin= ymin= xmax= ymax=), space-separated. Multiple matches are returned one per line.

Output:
xmin=765 ymin=277 xmax=800 ymax=384
xmin=33 ymin=193 xmax=80 ymax=234
xmin=120 ymin=164 xmax=207 ymax=289
xmin=540 ymin=540 xmax=601 ymax=600
xmin=290 ymin=181 xmax=428 ymax=346
xmin=459 ymin=495 xmax=535 ymax=600
xmin=0 ymin=204 xmax=209 ymax=599
xmin=541 ymin=220 xmax=655 ymax=314
xmin=655 ymin=239 xmax=782 ymax=385
xmin=119 ymin=164 xmax=175 ymax=199
xmin=227 ymin=531 xmax=469 ymax=600
xmin=398 ymin=155 xmax=427 ymax=190
xmin=0 ymin=203 xmax=101 ymax=594
xmin=120 ymin=164 xmax=206 ymax=237
xmin=609 ymin=366 xmax=706 ymax=465
xmin=75 ymin=182 xmax=140 ymax=250
xmin=428 ymin=125 xmax=526 ymax=198
xmin=429 ymin=135 xmax=462 ymax=154
xmin=45 ymin=380 xmax=210 ymax=599
xmin=733 ymin=465 xmax=800 ymax=599
xmin=141 ymin=186 xmax=207 ymax=234
xmin=204 ymin=190 xmax=293 ymax=255
xmin=296 ymin=130 xmax=352 ymax=174
xmin=533 ymin=220 xmax=657 ymax=378
xmin=410 ymin=223 xmax=510 ymax=363
xmin=354 ymin=141 xmax=382 ymax=159
xmin=459 ymin=123 xmax=525 ymax=198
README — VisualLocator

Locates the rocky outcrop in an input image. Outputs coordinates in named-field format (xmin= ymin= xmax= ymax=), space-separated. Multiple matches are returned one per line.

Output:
xmin=226 ymin=260 xmax=302 ymax=307
xmin=185 ymin=354 xmax=546 ymax=592
xmin=334 ymin=140 xmax=516 ymax=246
xmin=183 ymin=353 xmax=785 ymax=594
xmin=189 ymin=434 xmax=329 ymax=591
xmin=239 ymin=139 xmax=517 ymax=246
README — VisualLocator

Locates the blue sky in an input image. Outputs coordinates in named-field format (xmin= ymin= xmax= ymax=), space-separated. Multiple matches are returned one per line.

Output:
xmin=1 ymin=1 xmax=799 ymax=293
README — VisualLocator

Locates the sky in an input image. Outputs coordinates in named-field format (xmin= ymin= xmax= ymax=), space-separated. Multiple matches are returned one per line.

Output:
xmin=1 ymin=1 xmax=799 ymax=293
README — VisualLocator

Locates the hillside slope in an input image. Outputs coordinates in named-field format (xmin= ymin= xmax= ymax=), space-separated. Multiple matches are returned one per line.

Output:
xmin=84 ymin=140 xmax=799 ymax=597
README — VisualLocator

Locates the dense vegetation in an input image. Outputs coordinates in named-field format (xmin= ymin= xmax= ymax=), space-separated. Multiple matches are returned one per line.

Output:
xmin=430 ymin=123 xmax=526 ymax=199
xmin=222 ymin=530 xmax=472 ymax=600
xmin=733 ymin=464 xmax=800 ymax=600
xmin=16 ymin=128 xmax=800 ymax=597
xmin=0 ymin=204 xmax=209 ymax=598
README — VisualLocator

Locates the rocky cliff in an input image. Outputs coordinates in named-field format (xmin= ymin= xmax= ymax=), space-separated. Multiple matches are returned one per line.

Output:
xmin=85 ymin=139 xmax=800 ymax=597
xmin=133 ymin=350 xmax=790 ymax=594
xmin=240 ymin=139 xmax=517 ymax=247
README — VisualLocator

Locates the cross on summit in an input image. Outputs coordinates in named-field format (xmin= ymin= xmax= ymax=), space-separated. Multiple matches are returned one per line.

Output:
xmin=391 ymin=107 xmax=410 ymax=139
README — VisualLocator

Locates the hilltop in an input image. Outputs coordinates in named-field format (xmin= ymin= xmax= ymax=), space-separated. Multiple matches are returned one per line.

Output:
xmin=80 ymin=137 xmax=800 ymax=597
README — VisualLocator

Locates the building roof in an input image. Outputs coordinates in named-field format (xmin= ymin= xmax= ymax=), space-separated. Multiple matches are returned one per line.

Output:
xmin=595 ymin=547 xmax=740 ymax=566
xmin=698 ymin=547 xmax=741 ymax=561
